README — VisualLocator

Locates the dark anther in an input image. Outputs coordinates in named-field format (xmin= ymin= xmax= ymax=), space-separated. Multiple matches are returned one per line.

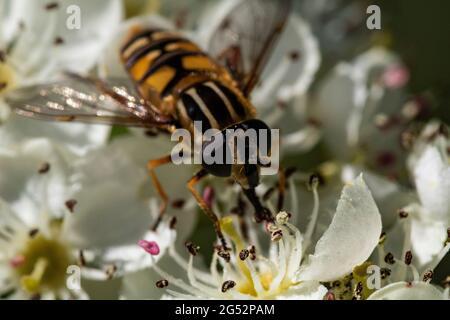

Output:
xmin=171 ymin=199 xmax=185 ymax=209
xmin=217 ymin=247 xmax=231 ymax=263
xmin=105 ymin=264 xmax=117 ymax=280
xmin=398 ymin=209 xmax=409 ymax=219
xmin=29 ymin=228 xmax=39 ymax=238
xmin=271 ymin=229 xmax=283 ymax=242
xmin=353 ymin=282 xmax=363 ymax=300
xmin=308 ymin=173 xmax=323 ymax=190
xmin=79 ymin=250 xmax=86 ymax=266
xmin=0 ymin=82 xmax=7 ymax=91
xmin=45 ymin=2 xmax=59 ymax=10
xmin=239 ymin=249 xmax=249 ymax=261
xmin=54 ymin=37 xmax=64 ymax=45
xmin=289 ymin=51 xmax=300 ymax=62
xmin=384 ymin=252 xmax=395 ymax=265
xmin=185 ymin=241 xmax=200 ymax=256
xmin=65 ymin=199 xmax=78 ymax=213
xmin=38 ymin=162 xmax=51 ymax=174
xmin=156 ymin=279 xmax=169 ymax=288
xmin=379 ymin=232 xmax=387 ymax=245
xmin=404 ymin=251 xmax=413 ymax=265
xmin=169 ymin=216 xmax=177 ymax=230
xmin=422 ymin=270 xmax=433 ymax=282
xmin=221 ymin=280 xmax=236 ymax=293
xmin=380 ymin=268 xmax=391 ymax=279
xmin=249 ymin=245 xmax=256 ymax=260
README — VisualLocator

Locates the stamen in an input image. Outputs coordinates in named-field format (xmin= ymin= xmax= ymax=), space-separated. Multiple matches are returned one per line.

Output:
xmin=38 ymin=162 xmax=50 ymax=174
xmin=65 ymin=199 xmax=77 ymax=213
xmin=398 ymin=209 xmax=409 ymax=219
xmin=304 ymin=174 xmax=320 ymax=251
xmin=379 ymin=232 xmax=387 ymax=245
xmin=105 ymin=264 xmax=117 ymax=280
xmin=78 ymin=250 xmax=86 ymax=266
xmin=29 ymin=228 xmax=39 ymax=238
xmin=186 ymin=255 xmax=218 ymax=296
xmin=138 ymin=240 xmax=160 ymax=256
xmin=45 ymin=2 xmax=59 ymax=10
xmin=404 ymin=251 xmax=413 ymax=265
xmin=171 ymin=199 xmax=185 ymax=209
xmin=384 ymin=252 xmax=395 ymax=265
xmin=20 ymin=257 xmax=48 ymax=293
xmin=271 ymin=229 xmax=283 ymax=242
xmin=54 ymin=37 xmax=64 ymax=45
xmin=248 ymin=245 xmax=256 ymax=261
xmin=239 ymin=249 xmax=249 ymax=261
xmin=353 ymin=282 xmax=363 ymax=300
xmin=169 ymin=216 xmax=177 ymax=229
xmin=217 ymin=247 xmax=231 ymax=263
xmin=156 ymin=279 xmax=169 ymax=288
xmin=185 ymin=241 xmax=200 ymax=256
xmin=380 ymin=268 xmax=391 ymax=279
xmin=221 ymin=280 xmax=236 ymax=293
xmin=422 ymin=270 xmax=433 ymax=283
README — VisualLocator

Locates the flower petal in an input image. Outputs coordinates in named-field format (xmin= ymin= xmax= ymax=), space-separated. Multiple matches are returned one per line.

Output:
xmin=297 ymin=175 xmax=382 ymax=282
xmin=3 ymin=0 xmax=123 ymax=82
xmin=82 ymin=223 xmax=175 ymax=280
xmin=413 ymin=146 xmax=450 ymax=223
xmin=368 ymin=282 xmax=447 ymax=300
xmin=62 ymin=142 xmax=150 ymax=249
xmin=0 ymin=138 xmax=73 ymax=224
xmin=0 ymin=114 xmax=110 ymax=156
xmin=276 ymin=281 xmax=327 ymax=300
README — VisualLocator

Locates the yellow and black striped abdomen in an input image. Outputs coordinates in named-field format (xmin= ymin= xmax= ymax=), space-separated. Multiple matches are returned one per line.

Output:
xmin=121 ymin=29 xmax=221 ymax=100
xmin=121 ymin=29 xmax=255 ymax=132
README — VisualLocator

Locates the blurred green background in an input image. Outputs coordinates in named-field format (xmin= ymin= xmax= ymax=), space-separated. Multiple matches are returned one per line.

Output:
xmin=376 ymin=0 xmax=450 ymax=124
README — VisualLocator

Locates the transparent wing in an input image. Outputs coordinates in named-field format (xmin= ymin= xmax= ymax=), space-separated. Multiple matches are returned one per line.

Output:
xmin=5 ymin=73 xmax=173 ymax=128
xmin=208 ymin=0 xmax=292 ymax=96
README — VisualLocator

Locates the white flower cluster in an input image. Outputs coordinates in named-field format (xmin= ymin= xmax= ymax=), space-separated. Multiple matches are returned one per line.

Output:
xmin=0 ymin=0 xmax=448 ymax=300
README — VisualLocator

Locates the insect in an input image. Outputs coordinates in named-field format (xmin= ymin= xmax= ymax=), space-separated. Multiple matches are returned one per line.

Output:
xmin=6 ymin=0 xmax=292 ymax=248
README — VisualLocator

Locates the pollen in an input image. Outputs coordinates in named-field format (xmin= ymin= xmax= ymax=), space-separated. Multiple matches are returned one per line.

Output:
xmin=15 ymin=234 xmax=72 ymax=294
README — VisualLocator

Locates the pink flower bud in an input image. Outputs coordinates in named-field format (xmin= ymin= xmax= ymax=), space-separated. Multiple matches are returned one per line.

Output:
xmin=138 ymin=240 xmax=160 ymax=256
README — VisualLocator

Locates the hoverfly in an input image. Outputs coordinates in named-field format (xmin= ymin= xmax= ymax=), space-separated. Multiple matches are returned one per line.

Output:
xmin=6 ymin=0 xmax=292 ymax=248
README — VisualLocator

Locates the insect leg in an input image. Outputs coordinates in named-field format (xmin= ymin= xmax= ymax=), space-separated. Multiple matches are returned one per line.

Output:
xmin=147 ymin=155 xmax=173 ymax=230
xmin=187 ymin=169 xmax=228 ymax=250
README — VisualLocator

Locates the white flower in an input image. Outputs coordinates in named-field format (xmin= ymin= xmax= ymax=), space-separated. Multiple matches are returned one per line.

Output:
xmin=0 ymin=136 xmax=187 ymax=299
xmin=127 ymin=175 xmax=381 ymax=300
xmin=311 ymin=47 xmax=411 ymax=177
xmin=403 ymin=124 xmax=450 ymax=270
xmin=368 ymin=282 xmax=448 ymax=300
xmin=0 ymin=0 xmax=123 ymax=154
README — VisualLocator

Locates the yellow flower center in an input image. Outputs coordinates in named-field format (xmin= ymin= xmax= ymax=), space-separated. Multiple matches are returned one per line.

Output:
xmin=0 ymin=62 xmax=16 ymax=96
xmin=14 ymin=234 xmax=72 ymax=294
xmin=220 ymin=216 xmax=295 ymax=299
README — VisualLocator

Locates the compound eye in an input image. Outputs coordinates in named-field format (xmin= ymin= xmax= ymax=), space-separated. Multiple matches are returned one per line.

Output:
xmin=201 ymin=135 xmax=232 ymax=177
